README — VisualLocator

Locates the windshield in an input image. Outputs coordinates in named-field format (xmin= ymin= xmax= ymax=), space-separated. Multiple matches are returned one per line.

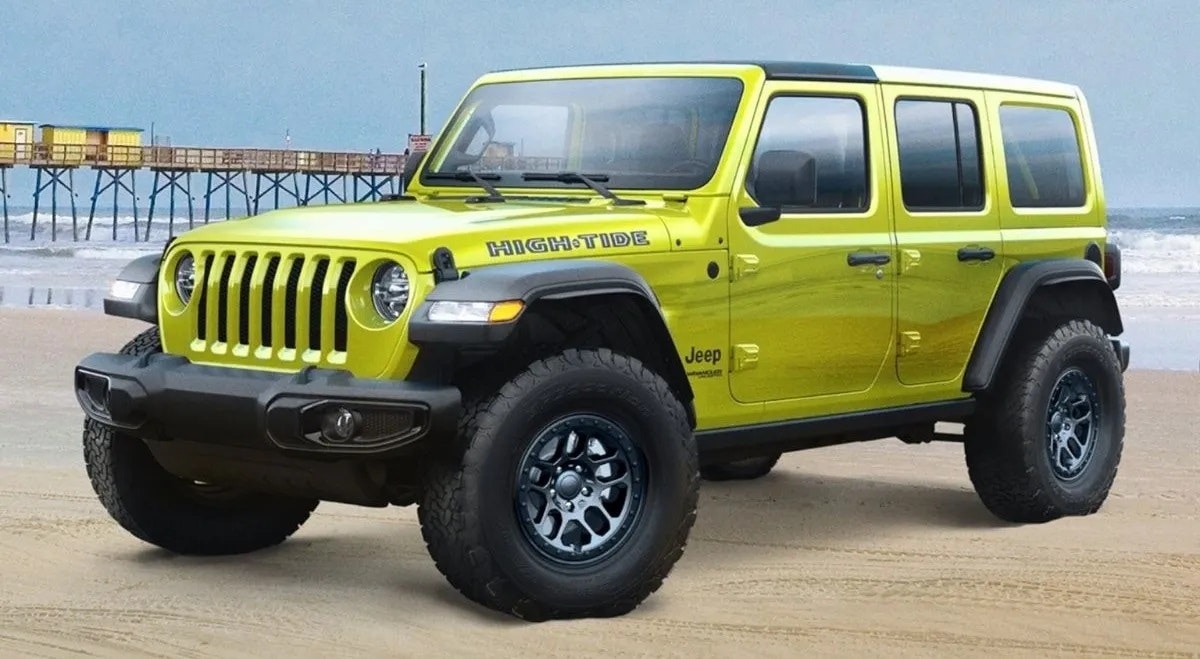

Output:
xmin=421 ymin=76 xmax=745 ymax=191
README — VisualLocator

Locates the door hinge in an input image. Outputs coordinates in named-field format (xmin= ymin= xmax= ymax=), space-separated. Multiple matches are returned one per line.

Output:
xmin=729 ymin=343 xmax=758 ymax=369
xmin=731 ymin=254 xmax=759 ymax=280
xmin=901 ymin=249 xmax=921 ymax=274
xmin=732 ymin=343 xmax=759 ymax=371
xmin=899 ymin=331 xmax=921 ymax=356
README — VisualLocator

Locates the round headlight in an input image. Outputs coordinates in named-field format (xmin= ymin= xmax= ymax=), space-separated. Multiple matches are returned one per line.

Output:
xmin=174 ymin=254 xmax=195 ymax=304
xmin=371 ymin=262 xmax=410 ymax=321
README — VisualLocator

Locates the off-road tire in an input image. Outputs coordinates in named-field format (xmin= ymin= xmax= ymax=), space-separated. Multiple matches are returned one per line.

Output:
xmin=700 ymin=453 xmax=782 ymax=481
xmin=83 ymin=326 xmax=318 ymax=554
xmin=965 ymin=319 xmax=1125 ymax=523
xmin=417 ymin=348 xmax=699 ymax=620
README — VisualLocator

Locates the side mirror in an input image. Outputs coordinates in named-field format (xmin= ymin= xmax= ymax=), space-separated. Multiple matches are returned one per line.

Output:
xmin=739 ymin=206 xmax=781 ymax=227
xmin=739 ymin=149 xmax=818 ymax=227
xmin=746 ymin=149 xmax=816 ymax=209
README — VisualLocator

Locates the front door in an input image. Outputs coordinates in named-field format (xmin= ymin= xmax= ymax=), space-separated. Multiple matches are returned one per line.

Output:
xmin=728 ymin=81 xmax=895 ymax=403
xmin=880 ymin=86 xmax=1004 ymax=386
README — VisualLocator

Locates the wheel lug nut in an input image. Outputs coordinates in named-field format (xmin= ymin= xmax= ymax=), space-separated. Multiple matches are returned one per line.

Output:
xmin=582 ymin=487 xmax=591 ymax=496
xmin=556 ymin=467 xmax=562 ymax=474
xmin=574 ymin=465 xmax=582 ymax=472
xmin=565 ymin=502 xmax=574 ymax=511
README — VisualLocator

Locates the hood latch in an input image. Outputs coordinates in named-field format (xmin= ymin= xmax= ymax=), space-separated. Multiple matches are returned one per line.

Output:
xmin=431 ymin=246 xmax=459 ymax=283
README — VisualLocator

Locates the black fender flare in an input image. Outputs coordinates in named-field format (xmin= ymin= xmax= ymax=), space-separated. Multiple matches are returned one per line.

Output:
xmin=102 ymin=253 xmax=161 ymax=324
xmin=408 ymin=259 xmax=661 ymax=344
xmin=962 ymin=259 xmax=1124 ymax=392
xmin=407 ymin=258 xmax=693 ymax=403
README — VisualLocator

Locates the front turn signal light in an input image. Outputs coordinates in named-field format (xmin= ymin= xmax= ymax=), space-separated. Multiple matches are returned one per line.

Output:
xmin=487 ymin=300 xmax=525 ymax=323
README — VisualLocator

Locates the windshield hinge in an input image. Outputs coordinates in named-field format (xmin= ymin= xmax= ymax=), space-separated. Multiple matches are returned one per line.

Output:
xmin=432 ymin=246 xmax=459 ymax=283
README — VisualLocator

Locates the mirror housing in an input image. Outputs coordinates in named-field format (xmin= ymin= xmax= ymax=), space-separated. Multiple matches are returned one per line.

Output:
xmin=747 ymin=150 xmax=816 ymax=208
xmin=739 ymin=206 xmax=781 ymax=227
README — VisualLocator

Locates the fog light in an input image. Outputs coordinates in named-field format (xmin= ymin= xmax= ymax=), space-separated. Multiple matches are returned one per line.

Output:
xmin=321 ymin=407 xmax=360 ymax=442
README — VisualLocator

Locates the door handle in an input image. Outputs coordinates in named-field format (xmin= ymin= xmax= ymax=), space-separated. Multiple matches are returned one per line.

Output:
xmin=847 ymin=251 xmax=891 ymax=267
xmin=957 ymin=246 xmax=996 ymax=262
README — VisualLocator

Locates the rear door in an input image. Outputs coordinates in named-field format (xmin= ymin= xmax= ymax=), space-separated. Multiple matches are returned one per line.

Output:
xmin=880 ymin=85 xmax=1004 ymax=386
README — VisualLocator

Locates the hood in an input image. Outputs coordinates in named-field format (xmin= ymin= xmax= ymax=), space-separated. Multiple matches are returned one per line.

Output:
xmin=171 ymin=198 xmax=673 ymax=271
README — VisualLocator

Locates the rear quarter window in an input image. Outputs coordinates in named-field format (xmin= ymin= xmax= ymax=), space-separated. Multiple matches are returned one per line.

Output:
xmin=998 ymin=105 xmax=1087 ymax=208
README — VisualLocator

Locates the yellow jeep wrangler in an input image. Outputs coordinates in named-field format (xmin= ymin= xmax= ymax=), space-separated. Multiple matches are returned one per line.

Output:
xmin=76 ymin=61 xmax=1129 ymax=620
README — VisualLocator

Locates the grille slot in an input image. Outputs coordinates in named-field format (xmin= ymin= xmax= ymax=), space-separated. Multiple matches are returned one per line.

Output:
xmin=190 ymin=249 xmax=356 ymax=363
xmin=196 ymin=254 xmax=215 ymax=341
xmin=283 ymin=258 xmax=304 ymax=350
xmin=334 ymin=261 xmax=354 ymax=352
xmin=215 ymin=256 xmax=235 ymax=343
xmin=261 ymin=256 xmax=280 ymax=347
xmin=309 ymin=259 xmax=330 ymax=351
xmin=237 ymin=254 xmax=257 ymax=346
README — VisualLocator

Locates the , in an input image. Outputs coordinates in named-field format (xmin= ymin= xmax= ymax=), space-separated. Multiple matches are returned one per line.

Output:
xmin=72 ymin=60 xmax=1129 ymax=621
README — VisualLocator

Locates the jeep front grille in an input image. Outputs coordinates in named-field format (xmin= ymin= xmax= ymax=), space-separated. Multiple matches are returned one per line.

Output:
xmin=192 ymin=250 xmax=356 ymax=363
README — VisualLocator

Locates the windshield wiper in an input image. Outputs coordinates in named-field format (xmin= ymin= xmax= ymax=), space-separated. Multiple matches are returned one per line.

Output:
xmin=521 ymin=171 xmax=644 ymax=206
xmin=425 ymin=171 xmax=506 ymax=203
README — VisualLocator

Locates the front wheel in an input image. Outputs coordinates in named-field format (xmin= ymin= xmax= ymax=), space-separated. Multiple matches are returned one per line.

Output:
xmin=83 ymin=327 xmax=318 ymax=555
xmin=965 ymin=319 xmax=1125 ymax=523
xmin=418 ymin=348 xmax=699 ymax=620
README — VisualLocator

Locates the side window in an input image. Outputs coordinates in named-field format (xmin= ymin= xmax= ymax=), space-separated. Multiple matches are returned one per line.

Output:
xmin=998 ymin=105 xmax=1086 ymax=208
xmin=894 ymin=99 xmax=984 ymax=210
xmin=747 ymin=96 xmax=868 ymax=211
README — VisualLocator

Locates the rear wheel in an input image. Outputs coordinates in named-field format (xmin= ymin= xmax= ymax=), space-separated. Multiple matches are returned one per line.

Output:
xmin=965 ymin=319 xmax=1125 ymax=523
xmin=418 ymin=348 xmax=699 ymax=620
xmin=700 ymin=453 xmax=781 ymax=481
xmin=83 ymin=327 xmax=318 ymax=555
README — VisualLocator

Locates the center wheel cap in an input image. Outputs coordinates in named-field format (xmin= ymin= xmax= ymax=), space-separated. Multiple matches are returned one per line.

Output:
xmin=555 ymin=471 xmax=583 ymax=499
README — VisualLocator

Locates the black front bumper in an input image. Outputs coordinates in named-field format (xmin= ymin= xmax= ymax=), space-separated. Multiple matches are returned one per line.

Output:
xmin=74 ymin=352 xmax=461 ymax=459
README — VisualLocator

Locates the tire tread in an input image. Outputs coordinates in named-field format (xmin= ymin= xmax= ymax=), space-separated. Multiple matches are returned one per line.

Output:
xmin=83 ymin=326 xmax=317 ymax=555
xmin=417 ymin=348 xmax=698 ymax=620
xmin=965 ymin=319 xmax=1125 ymax=523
